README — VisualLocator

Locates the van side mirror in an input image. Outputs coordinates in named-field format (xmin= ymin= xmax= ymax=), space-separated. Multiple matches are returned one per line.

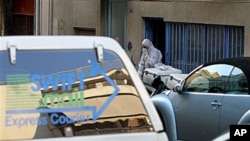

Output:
xmin=173 ymin=83 xmax=182 ymax=93
xmin=64 ymin=127 xmax=74 ymax=137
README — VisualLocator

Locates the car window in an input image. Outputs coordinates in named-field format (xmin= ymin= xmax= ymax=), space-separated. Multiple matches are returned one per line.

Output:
xmin=0 ymin=49 xmax=153 ymax=140
xmin=224 ymin=67 xmax=248 ymax=95
xmin=183 ymin=64 xmax=247 ymax=94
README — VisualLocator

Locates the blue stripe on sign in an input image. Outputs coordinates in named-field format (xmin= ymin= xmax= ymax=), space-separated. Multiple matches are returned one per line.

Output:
xmin=6 ymin=106 xmax=97 ymax=114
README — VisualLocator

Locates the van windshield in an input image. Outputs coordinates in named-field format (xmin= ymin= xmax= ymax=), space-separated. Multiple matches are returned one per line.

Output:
xmin=0 ymin=49 xmax=153 ymax=140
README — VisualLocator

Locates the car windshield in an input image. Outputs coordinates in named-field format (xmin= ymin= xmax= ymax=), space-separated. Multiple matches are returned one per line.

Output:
xmin=0 ymin=49 xmax=153 ymax=140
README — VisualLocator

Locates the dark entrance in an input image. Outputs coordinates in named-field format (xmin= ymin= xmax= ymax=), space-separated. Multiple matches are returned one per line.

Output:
xmin=145 ymin=18 xmax=166 ymax=63
xmin=4 ymin=0 xmax=34 ymax=35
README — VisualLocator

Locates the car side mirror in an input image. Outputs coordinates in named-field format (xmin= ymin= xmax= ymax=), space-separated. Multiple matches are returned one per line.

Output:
xmin=173 ymin=83 xmax=182 ymax=93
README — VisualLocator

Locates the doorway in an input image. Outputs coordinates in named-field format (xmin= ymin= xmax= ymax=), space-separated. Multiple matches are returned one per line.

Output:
xmin=145 ymin=18 xmax=166 ymax=63
xmin=4 ymin=0 xmax=34 ymax=35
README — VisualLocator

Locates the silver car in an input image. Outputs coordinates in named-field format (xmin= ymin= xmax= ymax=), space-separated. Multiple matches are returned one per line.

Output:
xmin=152 ymin=57 xmax=250 ymax=141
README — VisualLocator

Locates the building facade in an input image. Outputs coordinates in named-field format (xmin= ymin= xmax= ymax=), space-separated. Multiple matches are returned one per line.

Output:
xmin=1 ymin=0 xmax=250 ymax=73
xmin=127 ymin=0 xmax=250 ymax=73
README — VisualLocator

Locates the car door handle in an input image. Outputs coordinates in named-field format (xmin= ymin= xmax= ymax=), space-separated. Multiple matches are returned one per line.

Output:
xmin=211 ymin=101 xmax=221 ymax=109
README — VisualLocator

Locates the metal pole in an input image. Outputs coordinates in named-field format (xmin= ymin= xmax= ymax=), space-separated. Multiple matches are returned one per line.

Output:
xmin=1 ymin=0 xmax=4 ymax=36
xmin=35 ymin=0 xmax=40 ymax=35
xmin=49 ymin=0 xmax=53 ymax=35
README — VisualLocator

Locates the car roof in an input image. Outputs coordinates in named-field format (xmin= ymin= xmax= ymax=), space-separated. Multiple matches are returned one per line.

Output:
xmin=204 ymin=57 xmax=250 ymax=68
xmin=204 ymin=57 xmax=250 ymax=74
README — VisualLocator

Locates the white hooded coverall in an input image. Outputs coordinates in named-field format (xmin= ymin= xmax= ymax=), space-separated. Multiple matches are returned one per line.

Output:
xmin=138 ymin=39 xmax=163 ymax=78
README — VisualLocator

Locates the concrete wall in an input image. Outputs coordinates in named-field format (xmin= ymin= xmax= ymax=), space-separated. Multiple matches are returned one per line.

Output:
xmin=72 ymin=0 xmax=101 ymax=35
xmin=39 ymin=0 xmax=250 ymax=67
xmin=40 ymin=0 xmax=101 ymax=35
xmin=51 ymin=0 xmax=74 ymax=35
xmin=127 ymin=1 xmax=250 ymax=66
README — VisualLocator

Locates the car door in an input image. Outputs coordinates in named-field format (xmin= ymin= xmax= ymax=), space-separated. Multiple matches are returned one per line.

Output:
xmin=220 ymin=66 xmax=250 ymax=133
xmin=169 ymin=64 xmax=235 ymax=141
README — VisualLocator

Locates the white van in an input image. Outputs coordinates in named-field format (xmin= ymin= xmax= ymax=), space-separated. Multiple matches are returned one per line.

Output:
xmin=0 ymin=36 xmax=169 ymax=141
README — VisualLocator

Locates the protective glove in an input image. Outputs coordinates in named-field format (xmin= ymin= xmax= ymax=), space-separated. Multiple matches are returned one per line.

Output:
xmin=142 ymin=48 xmax=148 ymax=55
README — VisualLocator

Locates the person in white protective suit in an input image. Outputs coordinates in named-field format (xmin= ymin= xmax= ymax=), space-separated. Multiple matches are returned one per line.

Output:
xmin=138 ymin=39 xmax=163 ymax=79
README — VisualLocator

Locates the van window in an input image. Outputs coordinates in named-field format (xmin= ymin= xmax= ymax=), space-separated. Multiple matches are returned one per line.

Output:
xmin=0 ymin=49 xmax=153 ymax=140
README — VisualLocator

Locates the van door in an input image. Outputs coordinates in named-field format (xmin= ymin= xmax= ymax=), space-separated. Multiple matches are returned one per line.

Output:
xmin=0 ymin=36 xmax=167 ymax=141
